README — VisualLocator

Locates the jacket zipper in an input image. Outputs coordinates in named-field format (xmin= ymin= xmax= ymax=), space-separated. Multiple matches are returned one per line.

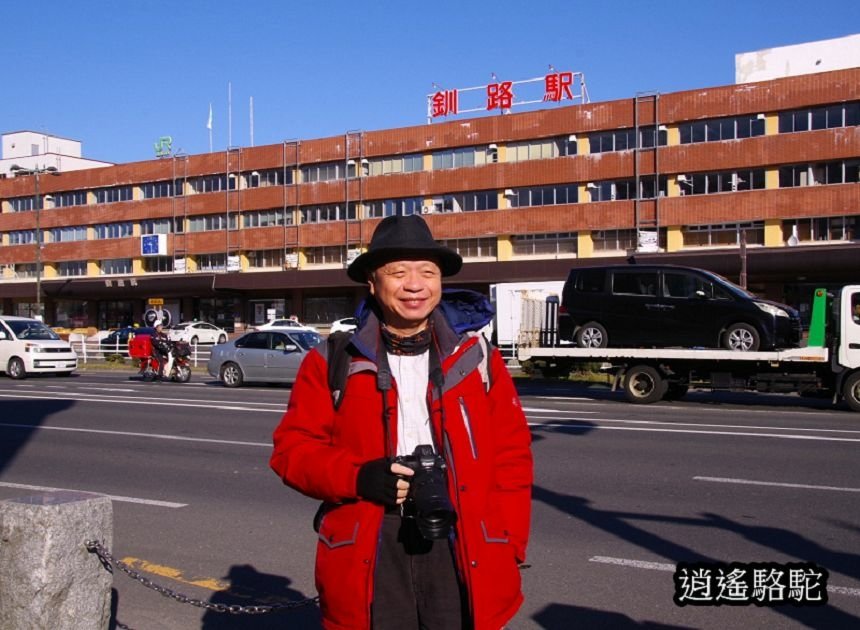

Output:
xmin=444 ymin=434 xmax=475 ymax=619
xmin=458 ymin=396 xmax=478 ymax=459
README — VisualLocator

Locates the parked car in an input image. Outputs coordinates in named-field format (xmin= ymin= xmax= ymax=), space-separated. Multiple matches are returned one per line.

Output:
xmin=168 ymin=322 xmax=228 ymax=345
xmin=207 ymin=329 xmax=323 ymax=387
xmin=330 ymin=317 xmax=358 ymax=334
xmin=254 ymin=319 xmax=318 ymax=332
xmin=0 ymin=316 xmax=78 ymax=379
xmin=558 ymin=264 xmax=802 ymax=351
xmin=99 ymin=327 xmax=156 ymax=355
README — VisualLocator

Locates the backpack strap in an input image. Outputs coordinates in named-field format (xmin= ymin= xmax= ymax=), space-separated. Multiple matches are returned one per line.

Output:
xmin=318 ymin=331 xmax=355 ymax=410
xmin=465 ymin=331 xmax=493 ymax=393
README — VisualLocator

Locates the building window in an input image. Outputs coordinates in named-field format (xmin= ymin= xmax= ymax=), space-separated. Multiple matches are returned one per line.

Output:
xmin=305 ymin=245 xmax=346 ymax=265
xmin=592 ymin=229 xmax=638 ymax=252
xmin=192 ymin=175 xmax=237 ymax=194
xmin=431 ymin=191 xmax=498 ymax=213
xmin=50 ymin=226 xmax=87 ymax=243
xmin=188 ymin=214 xmax=237 ymax=232
xmin=508 ymin=136 xmax=576 ymax=162
xmin=196 ymin=253 xmax=227 ymax=271
xmin=142 ymin=256 xmax=174 ymax=273
xmin=53 ymin=191 xmax=88 ymax=208
xmin=141 ymin=218 xmax=183 ymax=234
xmin=431 ymin=147 xmax=486 ymax=170
xmin=96 ymin=186 xmax=133 ymax=204
xmin=94 ymin=222 xmax=133 ymax=239
xmin=438 ymin=238 xmax=497 ymax=259
xmin=782 ymin=216 xmax=859 ymax=243
xmin=56 ymin=260 xmax=88 ymax=276
xmin=683 ymin=222 xmax=764 ymax=248
xmin=247 ymin=249 xmax=285 ymax=268
xmin=508 ymin=184 xmax=578 ymax=208
xmin=365 ymin=198 xmax=423 ymax=218
xmin=778 ymin=160 xmax=860 ymax=188
xmin=367 ymin=154 xmax=423 ymax=176
xmin=244 ymin=208 xmax=292 ymax=228
xmin=589 ymin=128 xmax=668 ymax=153
xmin=142 ymin=181 xmax=175 ymax=199
xmin=301 ymin=162 xmax=344 ymax=183
xmin=8 ymin=230 xmax=36 ymax=245
xmin=511 ymin=232 xmax=577 ymax=257
xmin=8 ymin=197 xmax=35 ymax=212
xmin=778 ymin=102 xmax=860 ymax=133
xmin=300 ymin=203 xmax=357 ymax=224
xmin=247 ymin=168 xmax=292 ymax=187
xmin=588 ymin=177 xmax=667 ymax=201
xmin=14 ymin=263 xmax=37 ymax=278
xmin=680 ymin=115 xmax=765 ymax=144
xmin=679 ymin=169 xmax=765 ymax=195
xmin=101 ymin=258 xmax=132 ymax=275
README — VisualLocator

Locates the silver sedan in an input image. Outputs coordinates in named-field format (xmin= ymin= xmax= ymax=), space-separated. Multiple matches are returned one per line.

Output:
xmin=207 ymin=330 xmax=322 ymax=387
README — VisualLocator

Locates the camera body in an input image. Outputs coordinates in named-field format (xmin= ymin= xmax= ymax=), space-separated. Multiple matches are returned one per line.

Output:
xmin=395 ymin=444 xmax=456 ymax=539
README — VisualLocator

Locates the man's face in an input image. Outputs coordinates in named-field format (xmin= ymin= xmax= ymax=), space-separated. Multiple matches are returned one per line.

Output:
xmin=369 ymin=259 xmax=442 ymax=335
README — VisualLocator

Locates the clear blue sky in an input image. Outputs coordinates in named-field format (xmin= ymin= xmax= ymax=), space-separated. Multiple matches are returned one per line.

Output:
xmin=4 ymin=1 xmax=858 ymax=165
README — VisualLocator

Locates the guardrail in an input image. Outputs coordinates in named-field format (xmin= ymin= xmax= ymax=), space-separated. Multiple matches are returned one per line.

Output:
xmin=67 ymin=337 xmax=213 ymax=367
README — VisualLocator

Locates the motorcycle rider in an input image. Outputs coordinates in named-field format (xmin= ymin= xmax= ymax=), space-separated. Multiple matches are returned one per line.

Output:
xmin=150 ymin=323 xmax=173 ymax=380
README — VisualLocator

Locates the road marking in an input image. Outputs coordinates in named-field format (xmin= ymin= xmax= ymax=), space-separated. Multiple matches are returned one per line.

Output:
xmin=528 ymin=422 xmax=860 ymax=443
xmin=694 ymin=476 xmax=860 ymax=493
xmin=2 ymin=388 xmax=287 ymax=407
xmin=121 ymin=557 xmax=227 ymax=590
xmin=589 ymin=556 xmax=860 ymax=597
xmin=0 ymin=482 xmax=187 ymax=508
xmin=525 ymin=411 xmax=860 ymax=435
xmin=522 ymin=407 xmax=597 ymax=414
xmin=0 ymin=392 xmax=283 ymax=413
xmin=530 ymin=395 xmax=838 ymax=417
xmin=0 ymin=422 xmax=270 ymax=448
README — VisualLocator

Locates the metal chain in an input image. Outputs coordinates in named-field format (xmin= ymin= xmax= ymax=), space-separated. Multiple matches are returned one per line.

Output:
xmin=85 ymin=540 xmax=319 ymax=615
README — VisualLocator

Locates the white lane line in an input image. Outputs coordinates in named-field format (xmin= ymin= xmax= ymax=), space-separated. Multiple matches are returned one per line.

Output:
xmin=0 ymin=393 xmax=282 ymax=413
xmin=589 ymin=555 xmax=675 ymax=571
xmin=0 ymin=422 xmax=271 ymax=447
xmin=694 ymin=476 xmax=860 ymax=493
xmin=0 ymin=389 xmax=286 ymax=407
xmin=588 ymin=556 xmax=860 ymax=597
xmin=525 ymin=412 xmax=860 ymax=435
xmin=526 ymin=422 xmax=860 ymax=443
xmin=530 ymin=396 xmax=837 ymax=417
xmin=0 ymin=481 xmax=187 ymax=508
xmin=522 ymin=407 xmax=597 ymax=414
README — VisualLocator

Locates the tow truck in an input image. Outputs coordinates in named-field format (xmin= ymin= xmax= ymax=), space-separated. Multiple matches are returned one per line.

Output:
xmin=517 ymin=286 xmax=860 ymax=411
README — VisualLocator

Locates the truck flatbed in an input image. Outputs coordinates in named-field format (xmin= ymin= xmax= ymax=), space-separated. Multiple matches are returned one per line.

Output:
xmin=518 ymin=345 xmax=829 ymax=364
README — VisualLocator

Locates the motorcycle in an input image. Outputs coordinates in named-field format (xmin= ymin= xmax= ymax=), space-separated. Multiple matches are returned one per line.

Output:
xmin=130 ymin=335 xmax=192 ymax=383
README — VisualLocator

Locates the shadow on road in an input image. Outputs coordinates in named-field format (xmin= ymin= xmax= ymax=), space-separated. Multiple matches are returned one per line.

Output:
xmin=534 ymin=602 xmax=688 ymax=629
xmin=533 ymin=484 xmax=860 ymax=628
xmin=200 ymin=564 xmax=321 ymax=629
xmin=0 ymin=398 xmax=75 ymax=476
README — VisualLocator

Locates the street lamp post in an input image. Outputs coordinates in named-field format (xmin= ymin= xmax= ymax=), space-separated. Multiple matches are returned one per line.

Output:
xmin=10 ymin=164 xmax=59 ymax=321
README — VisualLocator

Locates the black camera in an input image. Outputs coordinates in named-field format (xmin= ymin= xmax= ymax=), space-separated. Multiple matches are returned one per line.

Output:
xmin=395 ymin=444 xmax=456 ymax=540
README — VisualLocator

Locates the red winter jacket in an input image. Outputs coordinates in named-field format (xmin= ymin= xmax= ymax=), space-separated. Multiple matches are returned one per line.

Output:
xmin=270 ymin=309 xmax=533 ymax=630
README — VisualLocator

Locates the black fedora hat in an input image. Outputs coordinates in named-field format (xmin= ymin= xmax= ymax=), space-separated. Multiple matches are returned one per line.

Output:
xmin=347 ymin=214 xmax=462 ymax=283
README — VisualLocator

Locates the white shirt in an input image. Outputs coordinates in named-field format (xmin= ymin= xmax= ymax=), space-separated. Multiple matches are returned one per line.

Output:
xmin=388 ymin=351 xmax=434 ymax=457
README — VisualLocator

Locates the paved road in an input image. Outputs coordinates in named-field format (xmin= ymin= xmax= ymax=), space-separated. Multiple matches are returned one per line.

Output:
xmin=1 ymin=372 xmax=859 ymax=629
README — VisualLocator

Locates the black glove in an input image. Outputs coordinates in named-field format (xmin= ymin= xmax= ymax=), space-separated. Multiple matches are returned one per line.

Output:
xmin=356 ymin=458 xmax=400 ymax=506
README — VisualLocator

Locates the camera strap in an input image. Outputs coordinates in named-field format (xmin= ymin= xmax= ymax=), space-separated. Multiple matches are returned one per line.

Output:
xmin=375 ymin=340 xmax=395 ymax=458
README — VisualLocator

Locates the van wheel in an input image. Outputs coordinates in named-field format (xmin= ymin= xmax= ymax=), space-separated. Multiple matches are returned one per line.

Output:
xmin=576 ymin=322 xmax=608 ymax=348
xmin=722 ymin=323 xmax=760 ymax=351
xmin=843 ymin=372 xmax=860 ymax=412
xmin=623 ymin=365 xmax=667 ymax=404
xmin=220 ymin=362 xmax=244 ymax=388
xmin=7 ymin=357 xmax=26 ymax=380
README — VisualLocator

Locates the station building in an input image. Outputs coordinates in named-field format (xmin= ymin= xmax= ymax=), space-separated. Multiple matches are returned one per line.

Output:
xmin=0 ymin=57 xmax=858 ymax=331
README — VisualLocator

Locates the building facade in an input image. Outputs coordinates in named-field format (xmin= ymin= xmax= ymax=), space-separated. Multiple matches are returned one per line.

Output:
xmin=0 ymin=68 xmax=858 ymax=331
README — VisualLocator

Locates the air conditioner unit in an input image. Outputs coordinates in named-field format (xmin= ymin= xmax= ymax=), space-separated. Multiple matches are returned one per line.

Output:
xmin=421 ymin=205 xmax=433 ymax=214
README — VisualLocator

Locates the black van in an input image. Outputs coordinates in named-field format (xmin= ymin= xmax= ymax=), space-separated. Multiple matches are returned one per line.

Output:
xmin=558 ymin=265 xmax=802 ymax=351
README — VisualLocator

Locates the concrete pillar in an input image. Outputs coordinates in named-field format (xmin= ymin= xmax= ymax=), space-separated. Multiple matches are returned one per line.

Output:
xmin=497 ymin=235 xmax=513 ymax=261
xmin=577 ymin=231 xmax=594 ymax=258
xmin=0 ymin=491 xmax=113 ymax=630
xmin=666 ymin=226 xmax=684 ymax=252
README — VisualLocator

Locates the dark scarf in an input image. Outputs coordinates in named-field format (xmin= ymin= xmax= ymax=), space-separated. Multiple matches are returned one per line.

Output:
xmin=380 ymin=325 xmax=432 ymax=356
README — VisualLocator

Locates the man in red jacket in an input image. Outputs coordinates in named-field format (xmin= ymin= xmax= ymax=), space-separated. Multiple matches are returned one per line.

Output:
xmin=271 ymin=214 xmax=533 ymax=630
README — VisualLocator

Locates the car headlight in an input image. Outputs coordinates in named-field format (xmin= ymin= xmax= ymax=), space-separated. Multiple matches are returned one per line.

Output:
xmin=24 ymin=343 xmax=44 ymax=353
xmin=754 ymin=302 xmax=789 ymax=318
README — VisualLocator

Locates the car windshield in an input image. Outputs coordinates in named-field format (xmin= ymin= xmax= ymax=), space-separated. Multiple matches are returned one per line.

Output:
xmin=6 ymin=321 xmax=60 ymax=340
xmin=290 ymin=331 xmax=322 ymax=351
xmin=702 ymin=270 xmax=756 ymax=299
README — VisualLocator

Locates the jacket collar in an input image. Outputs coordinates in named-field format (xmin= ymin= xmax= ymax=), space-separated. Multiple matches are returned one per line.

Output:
xmin=350 ymin=306 xmax=459 ymax=364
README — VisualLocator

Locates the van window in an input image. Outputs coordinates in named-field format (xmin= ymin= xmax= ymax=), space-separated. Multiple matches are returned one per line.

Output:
xmin=612 ymin=271 xmax=658 ymax=296
xmin=576 ymin=269 xmax=606 ymax=293
xmin=664 ymin=272 xmax=732 ymax=300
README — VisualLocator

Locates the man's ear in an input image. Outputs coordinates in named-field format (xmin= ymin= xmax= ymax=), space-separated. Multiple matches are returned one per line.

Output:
xmin=367 ymin=271 xmax=376 ymax=296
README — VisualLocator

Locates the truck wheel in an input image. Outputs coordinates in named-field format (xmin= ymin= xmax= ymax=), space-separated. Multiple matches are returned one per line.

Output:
xmin=722 ymin=323 xmax=760 ymax=351
xmin=576 ymin=322 xmax=608 ymax=348
xmin=623 ymin=365 xmax=667 ymax=404
xmin=220 ymin=362 xmax=244 ymax=388
xmin=7 ymin=357 xmax=26 ymax=380
xmin=843 ymin=372 xmax=860 ymax=412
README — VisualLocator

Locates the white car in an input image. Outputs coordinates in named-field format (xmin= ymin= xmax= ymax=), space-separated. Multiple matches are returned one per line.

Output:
xmin=168 ymin=322 xmax=228 ymax=345
xmin=330 ymin=317 xmax=358 ymax=334
xmin=0 ymin=316 xmax=78 ymax=379
xmin=254 ymin=319 xmax=317 ymax=332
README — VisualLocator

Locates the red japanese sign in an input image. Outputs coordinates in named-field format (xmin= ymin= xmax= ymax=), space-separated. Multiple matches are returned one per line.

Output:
xmin=487 ymin=81 xmax=514 ymax=110
xmin=543 ymin=72 xmax=574 ymax=102
xmin=431 ymin=89 xmax=459 ymax=118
